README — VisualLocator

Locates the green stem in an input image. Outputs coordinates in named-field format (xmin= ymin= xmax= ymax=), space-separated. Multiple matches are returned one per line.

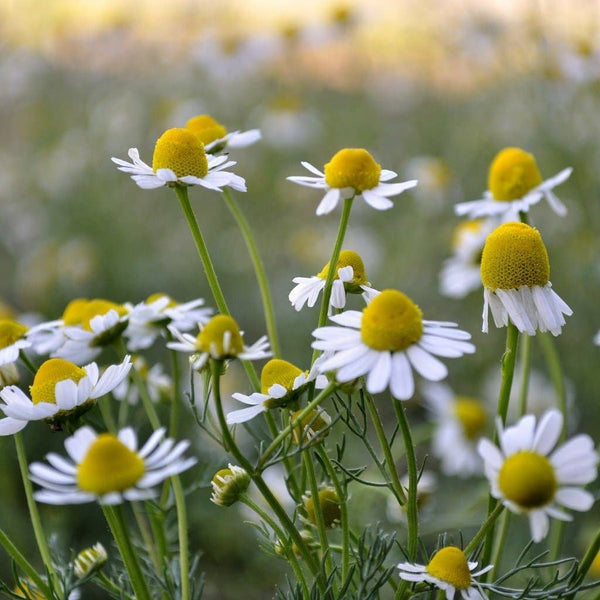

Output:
xmin=102 ymin=505 xmax=153 ymax=600
xmin=168 ymin=346 xmax=181 ymax=438
xmin=97 ymin=571 xmax=136 ymax=600
xmin=131 ymin=501 xmax=160 ymax=570
xmin=14 ymin=433 xmax=58 ymax=588
xmin=19 ymin=350 xmax=37 ymax=375
xmin=98 ymin=397 xmax=117 ymax=433
xmin=518 ymin=334 xmax=532 ymax=416
xmin=172 ymin=475 xmax=191 ymax=600
xmin=223 ymin=188 xmax=281 ymax=358
xmin=463 ymin=502 xmax=505 ymax=556
xmin=490 ymin=510 xmax=511 ymax=579
xmin=573 ymin=526 xmax=600 ymax=586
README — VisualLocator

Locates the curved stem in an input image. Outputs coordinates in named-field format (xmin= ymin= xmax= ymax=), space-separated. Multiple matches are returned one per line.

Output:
xmin=222 ymin=188 xmax=281 ymax=358
xmin=172 ymin=475 xmax=191 ymax=600
xmin=463 ymin=502 xmax=505 ymax=556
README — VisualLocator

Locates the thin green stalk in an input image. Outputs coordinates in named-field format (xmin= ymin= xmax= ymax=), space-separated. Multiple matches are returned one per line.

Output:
xmin=518 ymin=334 xmax=532 ymax=416
xmin=171 ymin=475 xmax=191 ymax=600
xmin=97 ymin=571 xmax=136 ymax=600
xmin=0 ymin=527 xmax=53 ymax=598
xmin=131 ymin=501 xmax=160 ymax=570
xmin=567 ymin=526 xmax=600 ymax=597
xmin=463 ymin=502 xmax=505 ymax=556
xmin=490 ymin=510 xmax=511 ymax=579
xmin=102 ymin=505 xmax=153 ymax=600
xmin=168 ymin=346 xmax=181 ymax=438
xmin=223 ymin=188 xmax=281 ymax=358
xmin=19 ymin=350 xmax=38 ymax=375
xmin=98 ymin=397 xmax=117 ymax=433
xmin=14 ymin=433 xmax=58 ymax=588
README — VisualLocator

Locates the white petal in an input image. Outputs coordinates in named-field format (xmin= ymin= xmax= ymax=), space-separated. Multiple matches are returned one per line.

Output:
xmin=528 ymin=510 xmax=549 ymax=542
xmin=365 ymin=352 xmax=392 ymax=394
xmin=361 ymin=189 xmax=394 ymax=210
xmin=555 ymin=487 xmax=595 ymax=511
xmin=226 ymin=404 xmax=266 ymax=424
xmin=389 ymin=352 xmax=414 ymax=400
xmin=316 ymin=188 xmax=341 ymax=215
xmin=406 ymin=345 xmax=447 ymax=381
xmin=532 ymin=410 xmax=562 ymax=455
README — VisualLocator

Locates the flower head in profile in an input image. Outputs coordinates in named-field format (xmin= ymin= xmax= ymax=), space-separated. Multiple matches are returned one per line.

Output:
xmin=0 ymin=319 xmax=31 ymax=366
xmin=30 ymin=425 xmax=196 ymax=504
xmin=185 ymin=114 xmax=261 ymax=154
xmin=303 ymin=487 xmax=341 ymax=529
xmin=74 ymin=543 xmax=108 ymax=578
xmin=480 ymin=222 xmax=572 ymax=336
xmin=478 ymin=409 xmax=598 ymax=542
xmin=455 ymin=147 xmax=571 ymax=218
xmin=398 ymin=545 xmax=492 ymax=600
xmin=227 ymin=358 xmax=325 ymax=424
xmin=423 ymin=382 xmax=488 ymax=477
xmin=312 ymin=289 xmax=475 ymax=400
xmin=0 ymin=356 xmax=131 ymax=435
xmin=289 ymin=249 xmax=378 ymax=312
xmin=167 ymin=314 xmax=270 ymax=371
xmin=287 ymin=148 xmax=417 ymax=215
xmin=112 ymin=127 xmax=246 ymax=192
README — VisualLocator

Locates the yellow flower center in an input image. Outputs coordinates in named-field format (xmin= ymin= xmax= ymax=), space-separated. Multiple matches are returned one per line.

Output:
xmin=197 ymin=315 xmax=244 ymax=357
xmin=488 ymin=147 xmax=543 ymax=202
xmin=360 ymin=289 xmax=423 ymax=352
xmin=452 ymin=219 xmax=483 ymax=250
xmin=30 ymin=358 xmax=86 ymax=405
xmin=425 ymin=546 xmax=472 ymax=590
xmin=260 ymin=359 xmax=303 ymax=394
xmin=480 ymin=222 xmax=550 ymax=290
xmin=152 ymin=128 xmax=209 ymax=178
xmin=454 ymin=397 xmax=487 ymax=440
xmin=498 ymin=450 xmax=557 ymax=509
xmin=146 ymin=292 xmax=178 ymax=308
xmin=324 ymin=148 xmax=382 ymax=191
xmin=0 ymin=319 xmax=28 ymax=349
xmin=77 ymin=433 xmax=145 ymax=495
xmin=317 ymin=249 xmax=368 ymax=291
xmin=62 ymin=297 xmax=89 ymax=325
xmin=305 ymin=488 xmax=341 ymax=528
xmin=75 ymin=299 xmax=126 ymax=332
xmin=185 ymin=115 xmax=228 ymax=146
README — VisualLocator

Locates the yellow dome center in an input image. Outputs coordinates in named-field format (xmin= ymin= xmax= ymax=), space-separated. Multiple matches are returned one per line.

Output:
xmin=260 ymin=358 xmax=303 ymax=394
xmin=62 ymin=298 xmax=90 ymax=326
xmin=360 ymin=290 xmax=423 ymax=352
xmin=185 ymin=115 xmax=228 ymax=145
xmin=480 ymin=222 xmax=550 ymax=290
xmin=324 ymin=148 xmax=382 ymax=191
xmin=75 ymin=299 xmax=126 ymax=332
xmin=0 ymin=319 xmax=28 ymax=349
xmin=305 ymin=488 xmax=341 ymax=528
xmin=146 ymin=292 xmax=178 ymax=308
xmin=30 ymin=358 xmax=86 ymax=405
xmin=317 ymin=249 xmax=368 ymax=291
xmin=498 ymin=450 xmax=557 ymax=509
xmin=77 ymin=433 xmax=145 ymax=495
xmin=197 ymin=315 xmax=244 ymax=357
xmin=488 ymin=147 xmax=543 ymax=202
xmin=454 ymin=397 xmax=487 ymax=440
xmin=152 ymin=128 xmax=209 ymax=178
xmin=426 ymin=546 xmax=472 ymax=590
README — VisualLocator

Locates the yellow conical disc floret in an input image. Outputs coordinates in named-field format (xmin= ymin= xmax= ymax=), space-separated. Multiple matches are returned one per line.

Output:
xmin=324 ymin=148 xmax=382 ymax=191
xmin=480 ymin=222 xmax=550 ymax=291
xmin=426 ymin=546 xmax=472 ymax=590
xmin=454 ymin=397 xmax=487 ymax=440
xmin=146 ymin=292 xmax=178 ymax=308
xmin=77 ymin=299 xmax=127 ymax=332
xmin=317 ymin=249 xmax=368 ymax=291
xmin=197 ymin=315 xmax=244 ymax=357
xmin=30 ymin=358 xmax=86 ymax=405
xmin=361 ymin=290 xmax=423 ymax=352
xmin=62 ymin=298 xmax=90 ymax=326
xmin=260 ymin=359 xmax=303 ymax=394
xmin=185 ymin=115 xmax=228 ymax=145
xmin=498 ymin=451 xmax=557 ymax=508
xmin=0 ymin=319 xmax=28 ymax=349
xmin=77 ymin=433 xmax=145 ymax=495
xmin=488 ymin=147 xmax=543 ymax=202
xmin=152 ymin=128 xmax=209 ymax=178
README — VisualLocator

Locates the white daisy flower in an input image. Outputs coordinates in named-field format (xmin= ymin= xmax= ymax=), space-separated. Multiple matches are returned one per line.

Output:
xmin=124 ymin=293 xmax=212 ymax=351
xmin=29 ymin=425 xmax=196 ymax=505
xmin=439 ymin=219 xmax=497 ymax=299
xmin=111 ymin=127 xmax=246 ymax=192
xmin=167 ymin=314 xmax=271 ymax=371
xmin=0 ymin=319 xmax=31 ymax=366
xmin=73 ymin=542 xmax=108 ymax=578
xmin=210 ymin=463 xmax=251 ymax=506
xmin=287 ymin=148 xmax=417 ymax=216
xmin=478 ymin=409 xmax=599 ymax=542
xmin=185 ymin=114 xmax=261 ymax=153
xmin=312 ymin=289 xmax=475 ymax=400
xmin=289 ymin=249 xmax=378 ymax=312
xmin=455 ymin=147 xmax=571 ymax=219
xmin=112 ymin=355 xmax=172 ymax=405
xmin=227 ymin=358 xmax=327 ymax=424
xmin=422 ymin=382 xmax=488 ymax=477
xmin=0 ymin=356 xmax=131 ymax=435
xmin=480 ymin=222 xmax=572 ymax=336
xmin=398 ymin=545 xmax=492 ymax=600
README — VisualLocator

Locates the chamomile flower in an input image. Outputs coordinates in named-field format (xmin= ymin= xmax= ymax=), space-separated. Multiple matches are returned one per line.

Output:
xmin=29 ymin=425 xmax=196 ymax=505
xmin=227 ymin=358 xmax=325 ymax=424
xmin=111 ymin=127 xmax=246 ymax=192
xmin=287 ymin=148 xmax=417 ymax=216
xmin=210 ymin=464 xmax=251 ymax=506
xmin=0 ymin=319 xmax=31 ymax=366
xmin=478 ymin=409 xmax=598 ymax=542
xmin=167 ymin=314 xmax=271 ymax=371
xmin=439 ymin=219 xmax=496 ymax=299
xmin=74 ymin=543 xmax=108 ymax=578
xmin=312 ymin=289 xmax=475 ymax=400
xmin=397 ymin=546 xmax=492 ymax=600
xmin=0 ymin=356 xmax=131 ymax=435
xmin=289 ymin=249 xmax=378 ymax=312
xmin=185 ymin=114 xmax=261 ymax=153
xmin=124 ymin=293 xmax=212 ymax=351
xmin=480 ymin=222 xmax=572 ymax=336
xmin=422 ymin=382 xmax=488 ymax=477
xmin=455 ymin=147 xmax=572 ymax=218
